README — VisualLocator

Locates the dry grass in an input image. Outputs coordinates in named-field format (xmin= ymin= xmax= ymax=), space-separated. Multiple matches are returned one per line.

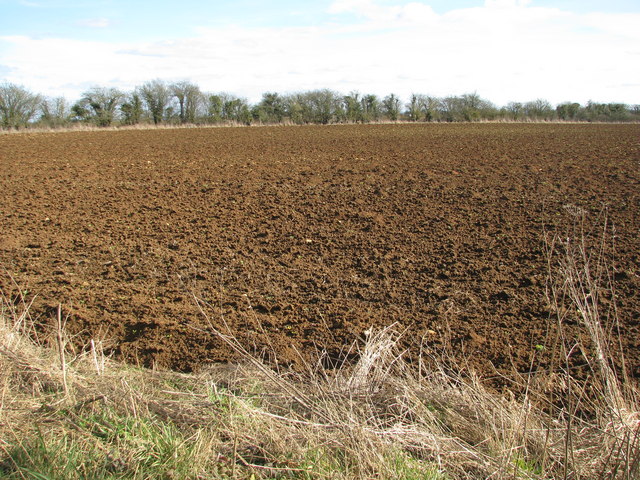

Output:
xmin=0 ymin=121 xmax=259 ymax=136
xmin=0 ymin=214 xmax=638 ymax=479
xmin=542 ymin=208 xmax=640 ymax=478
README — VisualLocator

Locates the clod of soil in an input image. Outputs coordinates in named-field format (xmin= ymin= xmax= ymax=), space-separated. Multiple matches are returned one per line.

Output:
xmin=1 ymin=124 xmax=638 ymax=386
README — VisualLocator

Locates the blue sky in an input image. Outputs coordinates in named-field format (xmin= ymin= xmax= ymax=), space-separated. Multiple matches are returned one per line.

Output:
xmin=1 ymin=0 xmax=639 ymax=105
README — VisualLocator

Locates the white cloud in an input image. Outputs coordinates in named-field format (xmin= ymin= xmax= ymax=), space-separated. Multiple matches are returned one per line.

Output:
xmin=77 ymin=18 xmax=112 ymax=28
xmin=0 ymin=1 xmax=638 ymax=105
xmin=581 ymin=12 xmax=640 ymax=41
xmin=328 ymin=0 xmax=437 ymax=25
xmin=484 ymin=0 xmax=532 ymax=8
xmin=0 ymin=35 xmax=146 ymax=98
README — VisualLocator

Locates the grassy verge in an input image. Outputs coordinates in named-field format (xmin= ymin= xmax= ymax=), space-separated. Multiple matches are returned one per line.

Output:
xmin=1 ymin=219 xmax=638 ymax=479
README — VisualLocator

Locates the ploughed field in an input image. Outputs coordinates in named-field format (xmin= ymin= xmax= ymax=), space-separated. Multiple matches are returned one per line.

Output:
xmin=1 ymin=124 xmax=639 ymax=384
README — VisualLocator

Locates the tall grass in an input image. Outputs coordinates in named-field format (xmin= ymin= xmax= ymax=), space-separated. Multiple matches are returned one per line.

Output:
xmin=542 ymin=208 xmax=639 ymax=478
xmin=0 ymin=213 xmax=638 ymax=479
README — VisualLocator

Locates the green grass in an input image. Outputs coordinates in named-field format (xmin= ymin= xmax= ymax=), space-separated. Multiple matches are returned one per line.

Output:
xmin=2 ymin=393 xmax=211 ymax=479
xmin=386 ymin=450 xmax=448 ymax=480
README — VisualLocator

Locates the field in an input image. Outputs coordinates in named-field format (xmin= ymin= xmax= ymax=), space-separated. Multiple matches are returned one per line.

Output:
xmin=1 ymin=123 xmax=639 ymax=385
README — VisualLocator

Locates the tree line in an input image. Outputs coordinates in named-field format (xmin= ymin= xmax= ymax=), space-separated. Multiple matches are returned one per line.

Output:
xmin=1 ymin=80 xmax=639 ymax=129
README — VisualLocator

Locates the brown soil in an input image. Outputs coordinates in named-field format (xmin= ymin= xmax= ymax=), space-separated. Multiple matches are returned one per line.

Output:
xmin=1 ymin=124 xmax=639 ymax=385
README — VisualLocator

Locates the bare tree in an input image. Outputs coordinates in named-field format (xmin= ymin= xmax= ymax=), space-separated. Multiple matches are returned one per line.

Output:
xmin=306 ymin=89 xmax=341 ymax=124
xmin=171 ymin=81 xmax=202 ymax=124
xmin=205 ymin=92 xmax=251 ymax=124
xmin=0 ymin=83 xmax=42 ymax=128
xmin=457 ymin=92 xmax=496 ymax=121
xmin=206 ymin=94 xmax=224 ymax=123
xmin=504 ymin=101 xmax=524 ymax=121
xmin=440 ymin=96 xmax=469 ymax=122
xmin=344 ymin=92 xmax=364 ymax=123
xmin=254 ymin=92 xmax=286 ymax=124
xmin=361 ymin=94 xmax=380 ymax=122
xmin=139 ymin=79 xmax=171 ymax=125
xmin=405 ymin=94 xmax=423 ymax=122
xmin=8 ymin=82 xmax=640 ymax=128
xmin=39 ymin=96 xmax=69 ymax=128
xmin=382 ymin=93 xmax=401 ymax=121
xmin=223 ymin=96 xmax=251 ymax=125
xmin=120 ymin=92 xmax=143 ymax=125
xmin=74 ymin=86 xmax=125 ymax=126
xmin=583 ymin=101 xmax=632 ymax=122
xmin=556 ymin=102 xmax=581 ymax=121
xmin=524 ymin=99 xmax=554 ymax=121
xmin=284 ymin=95 xmax=304 ymax=124
xmin=420 ymin=95 xmax=441 ymax=121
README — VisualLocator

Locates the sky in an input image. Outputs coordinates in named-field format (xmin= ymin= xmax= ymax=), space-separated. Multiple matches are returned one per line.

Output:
xmin=0 ymin=0 xmax=638 ymax=106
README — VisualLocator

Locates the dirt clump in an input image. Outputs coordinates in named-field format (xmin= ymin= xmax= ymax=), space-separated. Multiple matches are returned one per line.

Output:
xmin=1 ymin=124 xmax=638 ymax=385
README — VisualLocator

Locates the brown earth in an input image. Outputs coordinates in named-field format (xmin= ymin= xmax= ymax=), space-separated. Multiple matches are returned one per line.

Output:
xmin=1 ymin=124 xmax=639 ymax=386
